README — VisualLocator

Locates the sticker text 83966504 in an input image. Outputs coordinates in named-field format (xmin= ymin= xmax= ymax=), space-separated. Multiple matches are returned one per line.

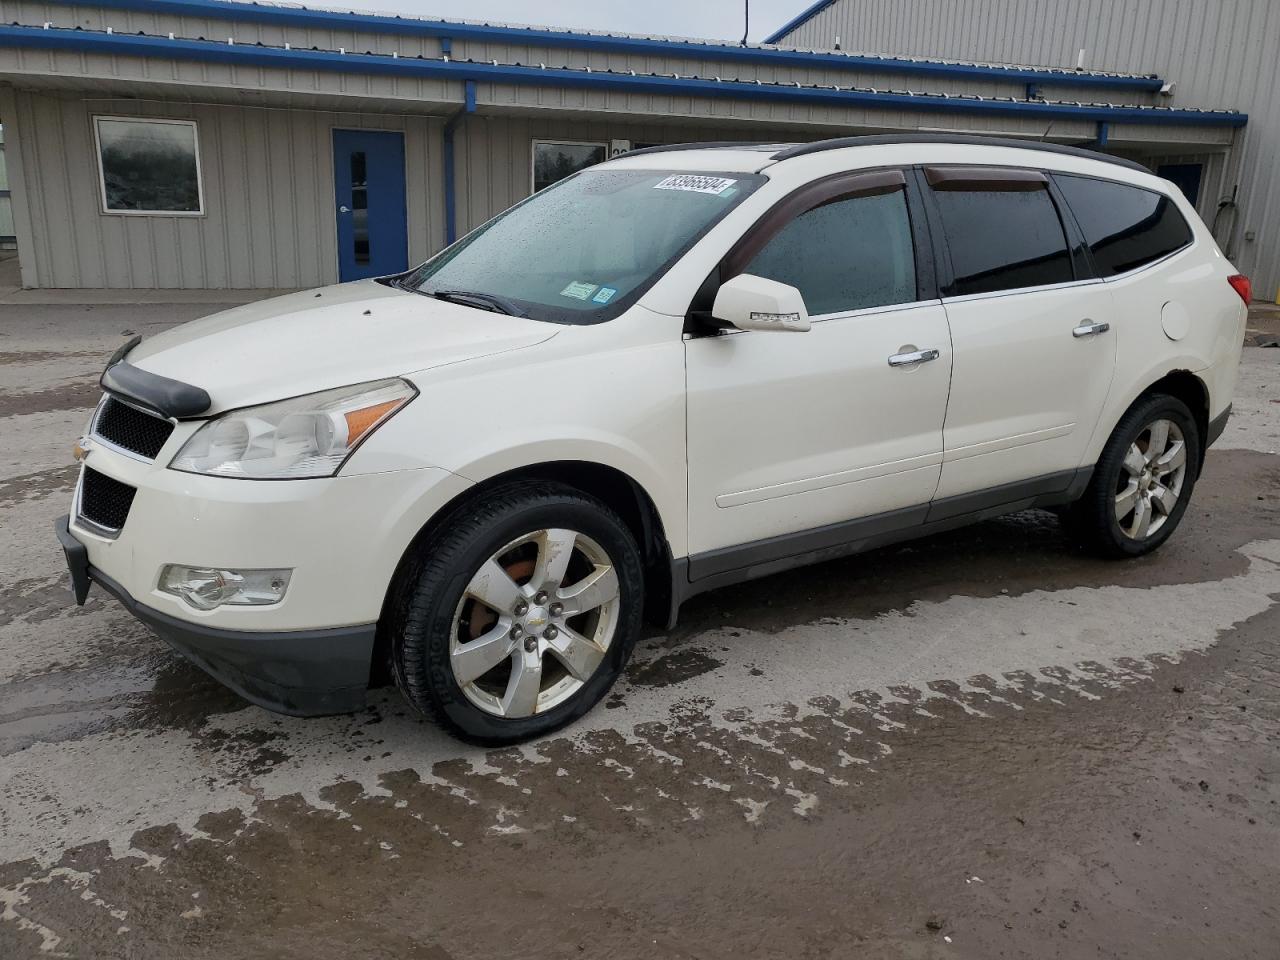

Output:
xmin=653 ymin=175 xmax=738 ymax=195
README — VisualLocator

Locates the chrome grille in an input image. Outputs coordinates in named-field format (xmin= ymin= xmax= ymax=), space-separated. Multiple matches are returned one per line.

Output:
xmin=92 ymin=396 xmax=175 ymax=461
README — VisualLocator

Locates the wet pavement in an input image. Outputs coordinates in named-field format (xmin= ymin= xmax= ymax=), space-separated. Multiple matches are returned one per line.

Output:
xmin=2 ymin=302 xmax=1279 ymax=958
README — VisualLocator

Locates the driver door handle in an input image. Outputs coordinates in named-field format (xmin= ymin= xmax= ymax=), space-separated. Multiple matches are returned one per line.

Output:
xmin=888 ymin=348 xmax=941 ymax=367
xmin=1072 ymin=320 xmax=1110 ymax=338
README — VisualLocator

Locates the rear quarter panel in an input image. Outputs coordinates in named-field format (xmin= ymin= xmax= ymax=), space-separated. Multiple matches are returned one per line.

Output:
xmin=1083 ymin=192 xmax=1245 ymax=464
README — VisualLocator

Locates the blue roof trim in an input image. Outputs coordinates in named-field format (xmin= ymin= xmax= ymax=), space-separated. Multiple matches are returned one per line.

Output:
xmin=763 ymin=0 xmax=839 ymax=45
xmin=46 ymin=0 xmax=1167 ymax=92
xmin=0 ymin=26 xmax=1245 ymax=127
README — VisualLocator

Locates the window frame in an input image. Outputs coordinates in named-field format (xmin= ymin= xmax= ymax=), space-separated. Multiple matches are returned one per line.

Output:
xmin=92 ymin=116 xmax=205 ymax=217
xmin=918 ymin=164 xmax=1089 ymax=301
xmin=529 ymin=138 xmax=609 ymax=194
xmin=687 ymin=167 xmax=935 ymax=331
xmin=1049 ymin=171 xmax=1196 ymax=280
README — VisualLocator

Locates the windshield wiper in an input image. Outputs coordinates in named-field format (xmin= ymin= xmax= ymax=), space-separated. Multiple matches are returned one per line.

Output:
xmin=430 ymin=289 xmax=527 ymax=317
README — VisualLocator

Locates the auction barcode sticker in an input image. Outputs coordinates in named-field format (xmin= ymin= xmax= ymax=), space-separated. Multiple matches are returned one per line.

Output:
xmin=653 ymin=175 xmax=738 ymax=195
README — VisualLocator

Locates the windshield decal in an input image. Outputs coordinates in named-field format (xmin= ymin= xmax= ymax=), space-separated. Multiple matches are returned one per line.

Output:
xmin=653 ymin=175 xmax=738 ymax=195
xmin=591 ymin=286 xmax=618 ymax=304
xmin=560 ymin=281 xmax=599 ymax=301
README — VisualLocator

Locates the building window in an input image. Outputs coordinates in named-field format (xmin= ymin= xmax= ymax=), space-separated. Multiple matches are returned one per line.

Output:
xmin=94 ymin=117 xmax=203 ymax=215
xmin=532 ymin=140 xmax=607 ymax=192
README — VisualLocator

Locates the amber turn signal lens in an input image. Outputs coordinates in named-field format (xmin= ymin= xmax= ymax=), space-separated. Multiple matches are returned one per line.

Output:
xmin=344 ymin=398 xmax=405 ymax=443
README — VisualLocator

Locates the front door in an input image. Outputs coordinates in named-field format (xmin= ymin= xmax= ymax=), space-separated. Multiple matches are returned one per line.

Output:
xmin=333 ymin=129 xmax=408 ymax=282
xmin=685 ymin=173 xmax=952 ymax=563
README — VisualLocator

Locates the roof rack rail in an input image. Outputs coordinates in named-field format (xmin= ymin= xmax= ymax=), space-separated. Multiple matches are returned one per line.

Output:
xmin=769 ymin=134 xmax=1150 ymax=173
xmin=618 ymin=141 xmax=776 ymax=158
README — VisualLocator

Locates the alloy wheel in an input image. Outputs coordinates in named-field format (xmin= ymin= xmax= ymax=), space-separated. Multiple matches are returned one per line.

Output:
xmin=1114 ymin=418 xmax=1188 ymax=540
xmin=448 ymin=528 xmax=621 ymax=718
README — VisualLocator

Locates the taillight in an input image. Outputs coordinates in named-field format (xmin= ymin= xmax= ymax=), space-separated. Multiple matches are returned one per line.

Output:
xmin=1228 ymin=274 xmax=1252 ymax=306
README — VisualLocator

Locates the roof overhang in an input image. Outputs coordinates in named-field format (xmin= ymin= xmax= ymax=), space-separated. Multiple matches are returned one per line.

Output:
xmin=0 ymin=25 xmax=1247 ymax=129
xmin=46 ymin=0 xmax=1168 ymax=93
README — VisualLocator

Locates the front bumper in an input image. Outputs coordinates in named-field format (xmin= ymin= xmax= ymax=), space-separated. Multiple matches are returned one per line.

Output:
xmin=57 ymin=514 xmax=375 ymax=716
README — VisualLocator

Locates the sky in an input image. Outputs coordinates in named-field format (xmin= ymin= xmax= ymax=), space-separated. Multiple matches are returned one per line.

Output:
xmin=272 ymin=0 xmax=817 ymax=44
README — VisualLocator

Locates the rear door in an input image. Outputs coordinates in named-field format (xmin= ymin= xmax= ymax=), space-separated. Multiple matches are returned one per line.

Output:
xmin=684 ymin=169 xmax=953 ymax=564
xmin=922 ymin=166 xmax=1118 ymax=503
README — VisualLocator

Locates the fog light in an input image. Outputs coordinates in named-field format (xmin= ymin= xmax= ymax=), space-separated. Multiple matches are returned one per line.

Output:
xmin=159 ymin=565 xmax=291 ymax=610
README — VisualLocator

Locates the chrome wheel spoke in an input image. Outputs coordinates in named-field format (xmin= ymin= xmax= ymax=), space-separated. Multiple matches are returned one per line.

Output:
xmin=1145 ymin=420 xmax=1170 ymax=462
xmin=501 ymin=647 xmax=543 ymax=717
xmin=1122 ymin=445 xmax=1147 ymax=478
xmin=1150 ymin=481 xmax=1178 ymax=516
xmin=1155 ymin=440 xmax=1186 ymax=474
xmin=532 ymin=528 xmax=577 ymax=591
xmin=546 ymin=625 xmax=606 ymax=682
xmin=1115 ymin=480 xmax=1140 ymax=520
xmin=465 ymin=558 xmax=523 ymax=613
xmin=451 ymin=623 xmax=515 ymax=686
xmin=1131 ymin=495 xmax=1153 ymax=539
xmin=558 ymin=564 xmax=619 ymax=616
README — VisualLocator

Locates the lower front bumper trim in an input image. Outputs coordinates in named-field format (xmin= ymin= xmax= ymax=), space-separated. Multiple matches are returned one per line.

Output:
xmin=56 ymin=515 xmax=376 ymax=717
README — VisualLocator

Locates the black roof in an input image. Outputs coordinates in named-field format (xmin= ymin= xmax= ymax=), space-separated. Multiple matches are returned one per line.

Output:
xmin=621 ymin=133 xmax=1149 ymax=173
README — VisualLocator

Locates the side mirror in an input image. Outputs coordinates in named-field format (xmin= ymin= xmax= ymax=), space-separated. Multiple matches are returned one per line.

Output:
xmin=711 ymin=274 xmax=811 ymax=333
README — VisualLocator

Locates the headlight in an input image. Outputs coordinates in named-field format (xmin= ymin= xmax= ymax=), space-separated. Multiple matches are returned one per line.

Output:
xmin=170 ymin=378 xmax=415 ymax=479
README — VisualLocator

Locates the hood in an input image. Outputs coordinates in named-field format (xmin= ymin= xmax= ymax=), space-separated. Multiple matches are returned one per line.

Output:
xmin=128 ymin=280 xmax=559 ymax=412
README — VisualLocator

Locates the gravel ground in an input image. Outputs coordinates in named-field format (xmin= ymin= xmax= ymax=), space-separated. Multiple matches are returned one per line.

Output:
xmin=1 ymin=302 xmax=1278 ymax=959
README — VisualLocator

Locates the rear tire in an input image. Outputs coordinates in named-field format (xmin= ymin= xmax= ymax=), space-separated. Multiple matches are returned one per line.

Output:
xmin=390 ymin=481 xmax=644 ymax=744
xmin=1067 ymin=393 xmax=1200 ymax=558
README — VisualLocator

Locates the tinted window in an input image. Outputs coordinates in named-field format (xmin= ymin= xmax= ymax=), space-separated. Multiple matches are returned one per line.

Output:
xmin=933 ymin=187 xmax=1072 ymax=296
xmin=1056 ymin=175 xmax=1193 ymax=275
xmin=744 ymin=190 xmax=916 ymax=315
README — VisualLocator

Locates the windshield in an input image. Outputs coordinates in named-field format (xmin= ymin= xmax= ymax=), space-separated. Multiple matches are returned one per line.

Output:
xmin=402 ymin=169 xmax=764 ymax=323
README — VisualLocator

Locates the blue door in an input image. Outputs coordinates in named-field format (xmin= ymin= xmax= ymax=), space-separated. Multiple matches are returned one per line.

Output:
xmin=333 ymin=129 xmax=408 ymax=282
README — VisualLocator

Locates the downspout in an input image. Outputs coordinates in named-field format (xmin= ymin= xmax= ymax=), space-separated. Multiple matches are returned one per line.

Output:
xmin=443 ymin=77 xmax=476 ymax=246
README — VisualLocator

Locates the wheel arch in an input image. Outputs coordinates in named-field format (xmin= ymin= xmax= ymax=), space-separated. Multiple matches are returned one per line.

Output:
xmin=1135 ymin=369 xmax=1210 ymax=470
xmin=1089 ymin=366 xmax=1211 ymax=475
xmin=371 ymin=460 xmax=678 ymax=683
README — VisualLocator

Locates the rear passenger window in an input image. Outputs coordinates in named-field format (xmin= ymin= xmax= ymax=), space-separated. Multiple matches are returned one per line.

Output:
xmin=931 ymin=184 xmax=1073 ymax=296
xmin=1055 ymin=175 xmax=1193 ymax=275
xmin=744 ymin=190 xmax=916 ymax=315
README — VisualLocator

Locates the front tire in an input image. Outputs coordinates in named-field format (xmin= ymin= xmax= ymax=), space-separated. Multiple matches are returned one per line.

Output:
xmin=1067 ymin=393 xmax=1200 ymax=558
xmin=391 ymin=482 xmax=644 ymax=744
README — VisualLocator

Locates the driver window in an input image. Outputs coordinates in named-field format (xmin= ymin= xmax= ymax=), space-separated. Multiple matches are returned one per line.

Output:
xmin=744 ymin=189 xmax=917 ymax=316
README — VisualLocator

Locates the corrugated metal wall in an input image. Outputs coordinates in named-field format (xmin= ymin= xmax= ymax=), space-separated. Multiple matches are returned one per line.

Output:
xmin=0 ymin=89 xmax=444 ymax=288
xmin=0 ymin=0 xmax=1249 ymax=289
xmin=783 ymin=0 xmax=1280 ymax=296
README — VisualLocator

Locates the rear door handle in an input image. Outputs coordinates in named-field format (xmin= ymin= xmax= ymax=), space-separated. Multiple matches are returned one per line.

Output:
xmin=888 ymin=348 xmax=941 ymax=367
xmin=1072 ymin=320 xmax=1110 ymax=338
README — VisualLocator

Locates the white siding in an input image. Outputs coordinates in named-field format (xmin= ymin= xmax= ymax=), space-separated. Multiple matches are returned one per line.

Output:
xmin=1 ymin=90 xmax=445 ymax=288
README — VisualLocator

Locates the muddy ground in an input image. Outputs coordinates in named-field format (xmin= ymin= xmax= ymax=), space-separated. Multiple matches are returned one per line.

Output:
xmin=2 ymin=302 xmax=1279 ymax=959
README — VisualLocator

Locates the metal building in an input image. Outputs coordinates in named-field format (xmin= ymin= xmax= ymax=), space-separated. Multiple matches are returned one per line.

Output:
xmin=770 ymin=0 xmax=1278 ymax=301
xmin=0 ymin=0 xmax=1249 ymax=291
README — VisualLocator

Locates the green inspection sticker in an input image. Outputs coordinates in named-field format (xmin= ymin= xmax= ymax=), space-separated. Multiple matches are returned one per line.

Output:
xmin=560 ymin=281 xmax=598 ymax=300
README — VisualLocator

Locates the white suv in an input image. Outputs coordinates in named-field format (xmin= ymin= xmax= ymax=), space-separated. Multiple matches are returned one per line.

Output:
xmin=57 ymin=135 xmax=1249 ymax=743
